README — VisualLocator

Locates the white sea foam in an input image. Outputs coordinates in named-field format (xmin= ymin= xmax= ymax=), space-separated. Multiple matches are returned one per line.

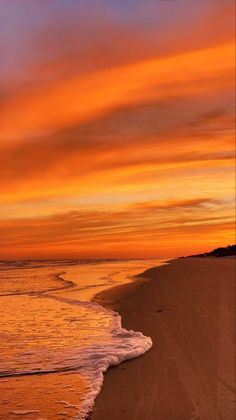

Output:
xmin=76 ymin=309 xmax=153 ymax=419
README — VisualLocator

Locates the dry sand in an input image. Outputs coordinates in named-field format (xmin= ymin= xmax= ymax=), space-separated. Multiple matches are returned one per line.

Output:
xmin=92 ymin=257 xmax=236 ymax=420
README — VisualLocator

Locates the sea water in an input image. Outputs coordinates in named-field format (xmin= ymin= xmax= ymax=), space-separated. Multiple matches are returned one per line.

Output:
xmin=0 ymin=259 xmax=165 ymax=419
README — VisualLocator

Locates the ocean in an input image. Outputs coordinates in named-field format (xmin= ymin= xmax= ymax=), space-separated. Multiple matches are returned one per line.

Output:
xmin=0 ymin=258 xmax=165 ymax=419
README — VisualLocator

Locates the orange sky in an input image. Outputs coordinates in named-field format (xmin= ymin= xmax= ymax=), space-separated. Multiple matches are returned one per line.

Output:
xmin=0 ymin=1 xmax=235 ymax=258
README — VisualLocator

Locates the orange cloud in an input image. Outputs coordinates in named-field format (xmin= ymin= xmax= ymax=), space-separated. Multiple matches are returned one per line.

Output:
xmin=0 ymin=197 xmax=234 ymax=258
xmin=0 ymin=2 xmax=235 ymax=259
xmin=0 ymin=43 xmax=234 ymax=141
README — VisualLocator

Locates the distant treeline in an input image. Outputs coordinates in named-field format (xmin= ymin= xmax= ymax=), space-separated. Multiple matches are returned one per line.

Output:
xmin=190 ymin=245 xmax=236 ymax=258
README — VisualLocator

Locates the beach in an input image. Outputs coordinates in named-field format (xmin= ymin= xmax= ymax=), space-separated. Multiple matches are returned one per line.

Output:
xmin=92 ymin=257 xmax=236 ymax=420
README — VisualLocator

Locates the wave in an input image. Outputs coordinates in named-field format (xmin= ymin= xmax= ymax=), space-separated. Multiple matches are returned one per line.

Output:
xmin=79 ymin=315 xmax=153 ymax=419
xmin=0 ymin=271 xmax=76 ymax=297
xmin=0 ymin=258 xmax=128 ymax=271
xmin=0 ymin=259 xmax=158 ymax=419
xmin=1 ymin=305 xmax=152 ymax=419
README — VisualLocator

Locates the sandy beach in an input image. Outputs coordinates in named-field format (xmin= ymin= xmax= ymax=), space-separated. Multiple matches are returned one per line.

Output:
xmin=92 ymin=257 xmax=236 ymax=420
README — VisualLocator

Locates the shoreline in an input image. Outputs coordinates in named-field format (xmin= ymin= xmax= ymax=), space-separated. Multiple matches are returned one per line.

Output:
xmin=92 ymin=257 xmax=235 ymax=420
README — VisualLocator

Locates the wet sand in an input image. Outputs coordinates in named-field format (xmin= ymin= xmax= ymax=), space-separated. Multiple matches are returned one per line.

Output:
xmin=92 ymin=257 xmax=236 ymax=420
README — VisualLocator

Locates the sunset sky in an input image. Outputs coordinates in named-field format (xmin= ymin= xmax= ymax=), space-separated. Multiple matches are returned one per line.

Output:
xmin=0 ymin=0 xmax=235 ymax=258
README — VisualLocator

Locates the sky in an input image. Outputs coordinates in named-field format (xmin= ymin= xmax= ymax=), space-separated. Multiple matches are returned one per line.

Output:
xmin=0 ymin=0 xmax=235 ymax=258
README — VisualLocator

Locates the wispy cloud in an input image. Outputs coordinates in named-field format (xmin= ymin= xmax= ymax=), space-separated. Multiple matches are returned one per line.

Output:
xmin=0 ymin=197 xmax=234 ymax=258
xmin=0 ymin=1 xmax=235 ymax=257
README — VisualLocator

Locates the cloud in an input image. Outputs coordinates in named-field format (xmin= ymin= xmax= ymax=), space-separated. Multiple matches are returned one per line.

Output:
xmin=0 ymin=197 xmax=234 ymax=258
xmin=0 ymin=1 xmax=235 ymax=257
xmin=1 ymin=0 xmax=234 ymax=101
xmin=131 ymin=198 xmax=220 ymax=211
xmin=0 ymin=87 xmax=234 ymax=204
xmin=0 ymin=42 xmax=234 ymax=142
